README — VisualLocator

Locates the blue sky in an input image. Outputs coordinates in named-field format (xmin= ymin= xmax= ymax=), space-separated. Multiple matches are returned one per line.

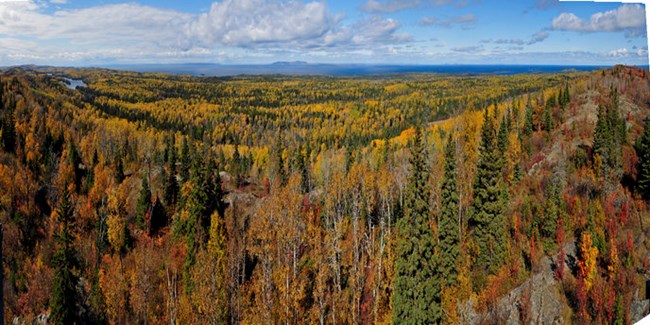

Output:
xmin=0 ymin=0 xmax=647 ymax=66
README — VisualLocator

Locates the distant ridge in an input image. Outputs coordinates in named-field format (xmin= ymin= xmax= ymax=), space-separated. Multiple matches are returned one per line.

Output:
xmin=271 ymin=61 xmax=309 ymax=65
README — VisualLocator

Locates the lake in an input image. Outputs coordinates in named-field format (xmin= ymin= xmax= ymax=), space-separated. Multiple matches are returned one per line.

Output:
xmin=62 ymin=77 xmax=86 ymax=90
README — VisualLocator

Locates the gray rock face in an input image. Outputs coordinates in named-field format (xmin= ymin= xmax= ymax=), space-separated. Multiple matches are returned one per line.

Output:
xmin=12 ymin=312 xmax=48 ymax=325
xmin=631 ymin=299 xmax=649 ymax=324
xmin=460 ymin=254 xmax=571 ymax=324
xmin=496 ymin=257 xmax=565 ymax=325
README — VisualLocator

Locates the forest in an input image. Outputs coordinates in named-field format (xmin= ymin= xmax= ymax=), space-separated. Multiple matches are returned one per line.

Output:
xmin=1 ymin=65 xmax=650 ymax=324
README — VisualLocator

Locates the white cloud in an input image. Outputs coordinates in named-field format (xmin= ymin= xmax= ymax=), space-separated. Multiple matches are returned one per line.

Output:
xmin=482 ymin=31 xmax=549 ymax=47
xmin=605 ymin=47 xmax=648 ymax=58
xmin=360 ymin=0 xmax=421 ymax=13
xmin=534 ymin=0 xmax=558 ymax=10
xmin=608 ymin=48 xmax=629 ymax=57
xmin=0 ymin=1 xmax=192 ymax=48
xmin=359 ymin=0 xmax=468 ymax=13
xmin=451 ymin=45 xmax=482 ymax=53
xmin=419 ymin=14 xmax=477 ymax=28
xmin=0 ymin=0 xmax=412 ymax=64
xmin=528 ymin=31 xmax=549 ymax=45
xmin=186 ymin=0 xmax=339 ymax=48
xmin=551 ymin=4 xmax=646 ymax=38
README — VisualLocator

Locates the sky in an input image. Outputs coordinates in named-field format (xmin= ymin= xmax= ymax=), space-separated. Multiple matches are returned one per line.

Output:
xmin=0 ymin=0 xmax=647 ymax=66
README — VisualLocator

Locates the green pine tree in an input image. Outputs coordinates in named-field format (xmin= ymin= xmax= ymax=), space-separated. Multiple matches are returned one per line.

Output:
xmin=180 ymin=137 xmax=191 ymax=182
xmin=1 ymin=107 xmax=15 ymax=153
xmin=543 ymin=103 xmax=553 ymax=132
xmin=593 ymin=104 xmax=610 ymax=163
xmin=67 ymin=140 xmax=83 ymax=191
xmin=135 ymin=172 xmax=152 ymax=231
xmin=636 ymin=120 xmax=650 ymax=199
xmin=294 ymin=144 xmax=309 ymax=193
xmin=164 ymin=142 xmax=179 ymax=209
xmin=393 ymin=126 xmax=440 ymax=324
xmin=470 ymin=107 xmax=507 ymax=275
xmin=180 ymin=154 xmax=222 ymax=293
xmin=232 ymin=143 xmax=242 ymax=188
xmin=497 ymin=114 xmax=510 ymax=155
xmin=206 ymin=157 xmax=224 ymax=220
xmin=593 ymin=89 xmax=625 ymax=175
xmin=523 ymin=101 xmax=534 ymax=137
xmin=114 ymin=156 xmax=125 ymax=184
xmin=275 ymin=134 xmax=286 ymax=186
xmin=50 ymin=190 xmax=79 ymax=325
xmin=439 ymin=133 xmax=459 ymax=288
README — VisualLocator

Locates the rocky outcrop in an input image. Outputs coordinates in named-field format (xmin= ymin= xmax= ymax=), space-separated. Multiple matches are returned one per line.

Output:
xmin=631 ymin=299 xmax=649 ymax=323
xmin=460 ymin=244 xmax=577 ymax=324
xmin=494 ymin=256 xmax=566 ymax=325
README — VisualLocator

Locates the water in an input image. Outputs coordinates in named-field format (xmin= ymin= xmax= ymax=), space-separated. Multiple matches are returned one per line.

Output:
xmin=102 ymin=63 xmax=629 ymax=77
xmin=62 ymin=77 xmax=86 ymax=90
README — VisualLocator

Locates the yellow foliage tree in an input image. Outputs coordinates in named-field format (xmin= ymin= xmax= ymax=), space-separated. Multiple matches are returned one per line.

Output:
xmin=578 ymin=231 xmax=599 ymax=291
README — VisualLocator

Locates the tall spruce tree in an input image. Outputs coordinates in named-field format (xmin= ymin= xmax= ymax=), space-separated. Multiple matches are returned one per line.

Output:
xmin=470 ymin=107 xmax=507 ymax=275
xmin=393 ymin=126 xmax=440 ymax=324
xmin=439 ymin=133 xmax=459 ymax=288
xmin=497 ymin=114 xmax=510 ymax=154
xmin=593 ymin=104 xmax=611 ymax=164
xmin=135 ymin=172 xmax=152 ymax=231
xmin=637 ymin=120 xmax=650 ymax=199
xmin=275 ymin=133 xmax=287 ymax=186
xmin=523 ymin=101 xmax=534 ymax=137
xmin=180 ymin=137 xmax=191 ymax=182
xmin=593 ymin=88 xmax=625 ymax=175
xmin=164 ymin=140 xmax=179 ymax=209
xmin=181 ymin=154 xmax=223 ymax=292
xmin=50 ymin=190 xmax=79 ymax=325
xmin=1 ymin=106 xmax=15 ymax=153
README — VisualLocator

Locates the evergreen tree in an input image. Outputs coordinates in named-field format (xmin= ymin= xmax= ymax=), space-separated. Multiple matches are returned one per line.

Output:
xmin=470 ymin=107 xmax=507 ymax=275
xmin=67 ymin=140 xmax=83 ymax=191
xmin=497 ymin=115 xmax=510 ymax=154
xmin=206 ymin=158 xmax=224 ymax=220
xmin=523 ymin=101 xmax=534 ymax=137
xmin=275 ymin=134 xmax=286 ymax=186
xmin=180 ymin=137 xmax=191 ymax=182
xmin=149 ymin=197 xmax=166 ymax=236
xmin=135 ymin=172 xmax=152 ymax=231
xmin=114 ymin=157 xmax=125 ymax=184
xmin=181 ymin=155 xmax=222 ymax=292
xmin=294 ymin=144 xmax=309 ymax=193
xmin=559 ymin=84 xmax=570 ymax=110
xmin=593 ymin=104 xmax=610 ymax=163
xmin=50 ymin=190 xmax=79 ymax=325
xmin=232 ymin=143 xmax=242 ymax=187
xmin=636 ymin=120 xmax=650 ymax=199
xmin=164 ymin=141 xmax=179 ymax=209
xmin=609 ymin=88 xmax=626 ymax=162
xmin=593 ymin=89 xmax=625 ymax=175
xmin=543 ymin=102 xmax=553 ymax=132
xmin=1 ymin=107 xmax=15 ymax=153
xmin=439 ymin=133 xmax=459 ymax=288
xmin=393 ymin=126 xmax=440 ymax=324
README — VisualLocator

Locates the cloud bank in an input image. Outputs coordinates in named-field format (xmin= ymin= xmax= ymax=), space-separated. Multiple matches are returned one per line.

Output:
xmin=551 ymin=4 xmax=646 ymax=38
xmin=0 ymin=0 xmax=411 ymax=63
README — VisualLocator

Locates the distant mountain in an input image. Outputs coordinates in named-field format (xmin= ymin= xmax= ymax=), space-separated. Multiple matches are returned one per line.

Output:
xmin=271 ymin=61 xmax=309 ymax=65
